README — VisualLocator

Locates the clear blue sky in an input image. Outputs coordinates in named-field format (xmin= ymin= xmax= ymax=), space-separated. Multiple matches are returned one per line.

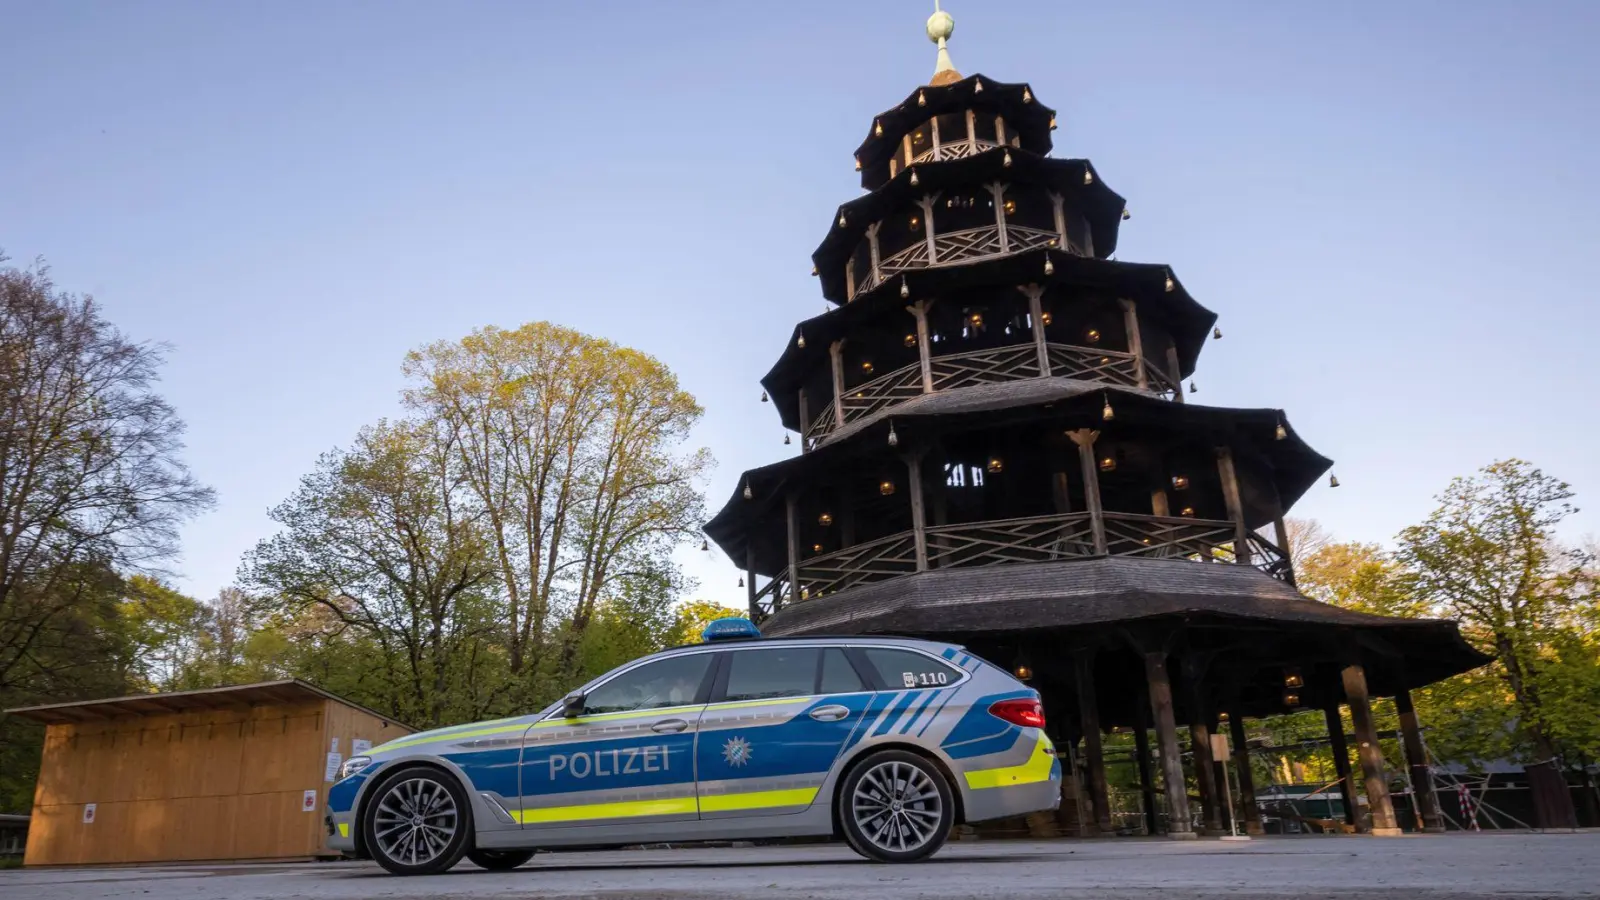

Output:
xmin=3 ymin=1 xmax=1596 ymax=611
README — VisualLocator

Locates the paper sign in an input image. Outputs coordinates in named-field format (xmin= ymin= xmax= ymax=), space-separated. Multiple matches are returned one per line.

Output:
xmin=302 ymin=790 xmax=317 ymax=812
xmin=351 ymin=739 xmax=372 ymax=755
xmin=325 ymin=752 xmax=342 ymax=782
xmin=1210 ymin=733 xmax=1230 ymax=757
xmin=902 ymin=672 xmax=916 ymax=688
xmin=82 ymin=803 xmax=96 ymax=824
xmin=330 ymin=737 xmax=339 ymax=753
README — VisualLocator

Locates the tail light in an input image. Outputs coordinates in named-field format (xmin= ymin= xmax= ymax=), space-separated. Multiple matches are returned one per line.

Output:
xmin=989 ymin=698 xmax=1046 ymax=728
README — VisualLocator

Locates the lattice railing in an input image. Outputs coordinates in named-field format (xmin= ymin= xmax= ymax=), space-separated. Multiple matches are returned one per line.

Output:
xmin=1246 ymin=533 xmax=1292 ymax=581
xmin=751 ymin=572 xmax=790 ymax=621
xmin=1046 ymin=345 xmax=1142 ymax=388
xmin=796 ymin=531 xmax=920 ymax=600
xmin=930 ymin=344 xmax=1042 ymax=392
xmin=1145 ymin=362 xmax=1181 ymax=400
xmin=839 ymin=363 xmax=925 ymax=425
xmin=1102 ymin=513 xmax=1239 ymax=563
xmin=866 ymin=225 xmax=1079 ymax=294
xmin=909 ymin=138 xmax=1004 ymax=167
xmin=926 ymin=512 xmax=1097 ymax=568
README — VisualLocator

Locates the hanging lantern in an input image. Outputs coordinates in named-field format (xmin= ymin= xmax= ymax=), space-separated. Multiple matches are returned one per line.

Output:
xmin=760 ymin=390 xmax=768 ymax=402
xmin=986 ymin=456 xmax=1004 ymax=474
xmin=1022 ymin=87 xmax=1033 ymax=103
xmin=1085 ymin=328 xmax=1101 ymax=344
xmin=1189 ymin=381 xmax=1198 ymax=394
xmin=743 ymin=480 xmax=753 ymax=500
xmin=879 ymin=478 xmax=896 ymax=496
xmin=909 ymin=168 xmax=919 ymax=186
xmin=918 ymin=90 xmax=927 ymax=107
xmin=861 ymin=360 xmax=874 ymax=374
xmin=1098 ymin=455 xmax=1117 ymax=472
xmin=909 ymin=214 xmax=922 ymax=232
xmin=904 ymin=333 xmax=917 ymax=348
xmin=1003 ymin=199 xmax=1017 ymax=216
xmin=1102 ymin=395 xmax=1115 ymax=421
xmin=1099 ymin=356 xmax=1111 ymax=365
xmin=1171 ymin=475 xmax=1190 ymax=490
xmin=1040 ymin=311 xmax=1053 ymax=326
xmin=1330 ymin=475 xmax=1341 ymax=488
xmin=968 ymin=311 xmax=984 ymax=329
xmin=700 ymin=539 xmax=709 ymax=552
xmin=1283 ymin=667 xmax=1305 ymax=689
xmin=875 ymin=119 xmax=884 ymax=137
xmin=818 ymin=512 xmax=833 ymax=526
xmin=1179 ymin=506 xmax=1196 ymax=517
xmin=1043 ymin=255 xmax=1054 ymax=275
xmin=812 ymin=543 xmax=824 ymax=554
xmin=1283 ymin=690 xmax=1302 ymax=709
xmin=1214 ymin=326 xmax=1223 ymax=340
xmin=1121 ymin=207 xmax=1131 ymax=221
xmin=887 ymin=421 xmax=899 ymax=447
xmin=1012 ymin=649 xmax=1033 ymax=681
xmin=1003 ymin=149 xmax=1013 ymax=167
xmin=1083 ymin=167 xmax=1094 ymax=185
xmin=1165 ymin=272 xmax=1176 ymax=292
xmin=1276 ymin=420 xmax=1288 ymax=440
xmin=900 ymin=276 xmax=910 ymax=298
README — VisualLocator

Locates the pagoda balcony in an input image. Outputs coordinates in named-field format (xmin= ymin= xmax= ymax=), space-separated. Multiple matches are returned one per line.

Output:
xmin=753 ymin=511 xmax=1292 ymax=619
xmin=852 ymin=224 xmax=1078 ymax=299
xmin=907 ymin=135 xmax=1006 ymax=167
xmin=805 ymin=342 xmax=1179 ymax=446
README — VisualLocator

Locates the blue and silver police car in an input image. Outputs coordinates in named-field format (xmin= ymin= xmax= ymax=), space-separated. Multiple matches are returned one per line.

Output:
xmin=326 ymin=619 xmax=1060 ymax=875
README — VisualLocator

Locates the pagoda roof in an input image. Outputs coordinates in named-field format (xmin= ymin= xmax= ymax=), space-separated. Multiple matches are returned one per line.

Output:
xmin=815 ymin=148 xmax=1124 ymax=303
xmin=756 ymin=557 xmax=1491 ymax=702
xmin=855 ymin=73 xmax=1055 ymax=190
xmin=706 ymin=381 xmax=1330 ymax=550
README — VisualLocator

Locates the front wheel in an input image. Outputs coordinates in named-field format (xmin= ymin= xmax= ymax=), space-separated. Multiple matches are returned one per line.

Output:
xmin=362 ymin=766 xmax=473 ymax=875
xmin=467 ymin=848 xmax=536 ymax=871
xmin=839 ymin=750 xmax=954 ymax=863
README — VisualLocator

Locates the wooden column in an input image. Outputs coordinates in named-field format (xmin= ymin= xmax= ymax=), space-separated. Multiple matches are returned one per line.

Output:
xmin=912 ymin=300 xmax=934 ymax=393
xmin=1183 ymin=656 xmax=1224 ymax=835
xmin=1144 ymin=651 xmax=1196 ymax=838
xmin=866 ymin=223 xmax=883 ymax=287
xmin=1215 ymin=447 xmax=1252 ymax=566
xmin=1067 ymin=429 xmax=1107 ymax=555
xmin=1151 ymin=488 xmax=1171 ymax=517
xmin=745 ymin=544 xmax=759 ymax=619
xmin=828 ymin=342 xmax=847 ymax=429
xmin=784 ymin=493 xmax=801 ymax=606
xmin=1166 ymin=342 xmax=1185 ymax=405
xmin=906 ymin=452 xmax=929 ymax=572
xmin=1050 ymin=193 xmax=1068 ymax=249
xmin=1324 ymin=703 xmax=1360 ymax=828
xmin=919 ymin=196 xmax=939 ymax=264
xmin=797 ymin=388 xmax=811 ymax=452
xmin=1133 ymin=681 xmax=1159 ymax=836
xmin=1229 ymin=712 xmax=1264 ymax=834
xmin=1343 ymin=663 xmax=1402 ymax=835
xmin=990 ymin=182 xmax=1010 ymax=253
xmin=1120 ymin=299 xmax=1147 ymax=389
xmin=1273 ymin=515 xmax=1295 ymax=585
xmin=1021 ymin=285 xmax=1051 ymax=376
xmin=1074 ymin=650 xmax=1112 ymax=834
xmin=1394 ymin=688 xmax=1444 ymax=832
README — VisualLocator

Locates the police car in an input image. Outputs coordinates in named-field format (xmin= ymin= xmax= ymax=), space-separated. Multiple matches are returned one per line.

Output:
xmin=325 ymin=619 xmax=1059 ymax=875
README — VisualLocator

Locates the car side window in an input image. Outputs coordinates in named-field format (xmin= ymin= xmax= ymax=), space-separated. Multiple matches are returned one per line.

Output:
xmin=582 ymin=653 xmax=713 ymax=715
xmin=819 ymin=647 xmax=867 ymax=694
xmin=723 ymin=647 xmax=821 ymax=702
xmin=861 ymin=647 xmax=961 ymax=691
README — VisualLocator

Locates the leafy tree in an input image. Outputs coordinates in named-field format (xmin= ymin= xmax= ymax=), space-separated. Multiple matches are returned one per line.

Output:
xmin=667 ymin=599 xmax=745 ymax=646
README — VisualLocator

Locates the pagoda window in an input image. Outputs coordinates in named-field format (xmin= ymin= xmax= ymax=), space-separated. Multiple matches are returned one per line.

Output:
xmin=907 ymin=120 xmax=934 ymax=162
xmin=849 ymin=241 xmax=875 ymax=296
xmin=934 ymin=113 xmax=968 ymax=152
xmin=1064 ymin=206 xmax=1094 ymax=257
xmin=936 ymin=189 xmax=993 ymax=236
xmin=972 ymin=112 xmax=999 ymax=145
xmin=876 ymin=207 xmax=924 ymax=264
xmin=1001 ymin=187 xmax=1057 ymax=239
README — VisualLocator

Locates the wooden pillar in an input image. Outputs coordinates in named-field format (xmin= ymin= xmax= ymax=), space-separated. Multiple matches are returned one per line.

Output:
xmin=1151 ymin=488 xmax=1171 ymax=517
xmin=1066 ymin=429 xmax=1107 ymax=555
xmin=1324 ymin=703 xmax=1359 ymax=828
xmin=797 ymin=388 xmax=811 ymax=452
xmin=1120 ymin=299 xmax=1147 ymax=389
xmin=1144 ymin=651 xmax=1196 ymax=838
xmin=1273 ymin=515 xmax=1295 ymax=585
xmin=1229 ymin=713 xmax=1263 ymax=834
xmin=1183 ymin=657 xmax=1224 ymax=835
xmin=919 ymin=195 xmax=939 ymax=264
xmin=1215 ymin=447 xmax=1251 ymax=566
xmin=1074 ymin=650 xmax=1112 ymax=834
xmin=784 ymin=493 xmax=801 ymax=606
xmin=1133 ymin=681 xmax=1159 ymax=836
xmin=1021 ymin=285 xmax=1051 ymax=376
xmin=745 ymin=544 xmax=759 ymax=619
xmin=1050 ymin=193 xmax=1068 ymax=249
xmin=866 ymin=223 xmax=883 ymax=287
xmin=1394 ymin=688 xmax=1444 ymax=833
xmin=1343 ymin=663 xmax=1402 ymax=835
xmin=912 ymin=300 xmax=934 ymax=393
xmin=906 ymin=452 xmax=929 ymax=572
xmin=1166 ymin=342 xmax=1184 ymax=405
xmin=828 ymin=341 xmax=846 ymax=429
xmin=989 ymin=182 xmax=1010 ymax=253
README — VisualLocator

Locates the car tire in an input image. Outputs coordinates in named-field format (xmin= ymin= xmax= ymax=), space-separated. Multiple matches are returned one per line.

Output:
xmin=838 ymin=749 xmax=954 ymax=863
xmin=466 ymin=848 xmax=536 ymax=871
xmin=361 ymin=765 xmax=474 ymax=876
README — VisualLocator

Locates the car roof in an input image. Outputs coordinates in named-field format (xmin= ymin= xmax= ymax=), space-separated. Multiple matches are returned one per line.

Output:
xmin=660 ymin=634 xmax=961 ymax=655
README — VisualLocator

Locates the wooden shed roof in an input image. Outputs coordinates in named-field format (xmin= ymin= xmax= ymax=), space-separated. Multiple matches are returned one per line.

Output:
xmin=3 ymin=679 xmax=409 ymax=729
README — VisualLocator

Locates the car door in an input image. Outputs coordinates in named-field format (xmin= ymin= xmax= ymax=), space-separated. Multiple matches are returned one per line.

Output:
xmin=517 ymin=651 xmax=715 ymax=833
xmin=695 ymin=645 xmax=874 ymax=819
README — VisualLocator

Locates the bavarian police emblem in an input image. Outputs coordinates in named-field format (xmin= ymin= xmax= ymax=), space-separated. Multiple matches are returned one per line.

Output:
xmin=722 ymin=736 xmax=752 ymax=767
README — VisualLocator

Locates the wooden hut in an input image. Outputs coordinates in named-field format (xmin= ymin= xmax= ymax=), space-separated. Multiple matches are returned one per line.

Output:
xmin=6 ymin=680 xmax=410 ymax=866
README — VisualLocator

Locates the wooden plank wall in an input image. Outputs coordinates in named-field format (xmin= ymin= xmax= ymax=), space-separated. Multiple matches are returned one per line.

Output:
xmin=23 ymin=699 xmax=406 ymax=866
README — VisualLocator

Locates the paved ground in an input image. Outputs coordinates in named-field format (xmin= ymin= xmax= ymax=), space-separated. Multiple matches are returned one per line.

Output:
xmin=5 ymin=833 xmax=1597 ymax=900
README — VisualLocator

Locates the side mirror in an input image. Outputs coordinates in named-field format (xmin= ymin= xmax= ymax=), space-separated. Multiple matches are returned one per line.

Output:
xmin=562 ymin=691 xmax=586 ymax=719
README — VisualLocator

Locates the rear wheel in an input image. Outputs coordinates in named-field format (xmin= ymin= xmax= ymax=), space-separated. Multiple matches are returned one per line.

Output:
xmin=362 ymin=766 xmax=472 ymax=876
xmin=839 ymin=750 xmax=953 ymax=863
xmin=467 ymin=848 xmax=536 ymax=871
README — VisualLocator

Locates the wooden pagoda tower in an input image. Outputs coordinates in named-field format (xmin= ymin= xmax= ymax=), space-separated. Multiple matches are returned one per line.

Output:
xmin=705 ymin=6 xmax=1487 ymax=839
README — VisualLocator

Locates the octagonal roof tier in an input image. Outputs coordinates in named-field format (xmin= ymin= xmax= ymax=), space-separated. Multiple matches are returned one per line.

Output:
xmin=856 ymin=73 xmax=1056 ymax=190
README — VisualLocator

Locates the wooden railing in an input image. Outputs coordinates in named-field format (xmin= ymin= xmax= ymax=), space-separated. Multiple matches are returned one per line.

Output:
xmin=856 ymin=224 xmax=1077 ymax=296
xmin=908 ymin=137 xmax=1005 ymax=167
xmin=752 ymin=511 xmax=1292 ymax=621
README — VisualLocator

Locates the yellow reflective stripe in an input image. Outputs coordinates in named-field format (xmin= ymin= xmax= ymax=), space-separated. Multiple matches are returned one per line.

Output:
xmin=337 ymin=823 xmax=350 ymax=838
xmin=963 ymin=732 xmax=1057 ymax=790
xmin=699 ymin=787 xmax=818 ymax=813
xmin=704 ymin=697 xmax=812 ymax=713
xmin=513 ymin=797 xmax=698 ymax=824
xmin=377 ymin=722 xmax=529 ymax=752
xmin=531 ymin=703 xmax=707 ymax=729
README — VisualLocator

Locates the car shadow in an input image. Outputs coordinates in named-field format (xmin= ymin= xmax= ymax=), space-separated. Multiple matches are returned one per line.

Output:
xmin=338 ymin=853 xmax=1054 ymax=878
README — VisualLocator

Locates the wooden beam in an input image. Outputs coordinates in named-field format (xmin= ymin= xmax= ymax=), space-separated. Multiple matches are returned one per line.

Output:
xmin=1143 ymin=651 xmax=1196 ymax=838
xmin=912 ymin=300 xmax=934 ymax=393
xmin=1166 ymin=342 xmax=1185 ymax=405
xmin=1075 ymin=650 xmax=1112 ymax=834
xmin=1021 ymin=285 xmax=1050 ymax=377
xmin=1215 ymin=447 xmax=1251 ymax=566
xmin=1342 ymin=662 xmax=1402 ymax=835
xmin=785 ymin=493 xmax=801 ymax=606
xmin=745 ymin=543 xmax=759 ymax=619
xmin=1183 ymin=656 xmax=1224 ymax=835
xmin=1151 ymin=488 xmax=1171 ymax=517
xmin=1324 ymin=703 xmax=1360 ymax=829
xmin=1120 ymin=299 xmax=1147 ymax=389
xmin=797 ymin=388 xmax=811 ymax=451
xmin=1067 ymin=429 xmax=1107 ymax=555
xmin=1395 ymin=688 xmax=1445 ymax=833
xmin=1133 ymin=679 xmax=1159 ymax=836
xmin=920 ymin=195 xmax=940 ymax=265
xmin=906 ymin=452 xmax=929 ymax=572
xmin=1229 ymin=712 xmax=1264 ymax=835
xmin=829 ymin=341 xmax=847 ymax=429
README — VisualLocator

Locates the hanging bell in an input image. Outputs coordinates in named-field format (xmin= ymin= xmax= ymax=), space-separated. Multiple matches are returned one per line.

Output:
xmin=854 ymin=156 xmax=862 ymax=172
xmin=1083 ymin=167 xmax=1094 ymax=185
xmin=973 ymin=79 xmax=983 ymax=94
xmin=738 ymin=577 xmax=744 ymax=588
xmin=784 ymin=434 xmax=791 ymax=445
xmin=1213 ymin=327 xmax=1223 ymax=339
xmin=1043 ymin=255 xmax=1054 ymax=276
xmin=1189 ymin=381 xmax=1198 ymax=394
xmin=1022 ymin=87 xmax=1033 ymax=103
xmin=1330 ymin=475 xmax=1341 ymax=488
xmin=743 ymin=480 xmax=753 ymax=500
xmin=1102 ymin=396 xmax=1115 ymax=421
xmin=900 ymin=277 xmax=910 ymax=298
xmin=1049 ymin=114 xmax=1057 ymax=130
xmin=887 ymin=421 xmax=899 ymax=448
xmin=797 ymin=332 xmax=806 ymax=349
xmin=909 ymin=168 xmax=919 ymax=186
xmin=1165 ymin=272 xmax=1176 ymax=292
xmin=811 ymin=264 xmax=818 ymax=276
xmin=875 ymin=119 xmax=884 ymax=137
xmin=838 ymin=210 xmax=847 ymax=227
xmin=1276 ymin=421 xmax=1288 ymax=441
xmin=1003 ymin=149 xmax=1012 ymax=167
xmin=700 ymin=539 xmax=709 ymax=552
xmin=760 ymin=390 xmax=768 ymax=403
xmin=1121 ymin=208 xmax=1131 ymax=221
xmin=918 ymin=90 xmax=927 ymax=107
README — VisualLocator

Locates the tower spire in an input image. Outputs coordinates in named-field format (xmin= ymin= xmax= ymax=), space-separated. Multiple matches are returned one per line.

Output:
xmin=927 ymin=2 xmax=961 ymax=86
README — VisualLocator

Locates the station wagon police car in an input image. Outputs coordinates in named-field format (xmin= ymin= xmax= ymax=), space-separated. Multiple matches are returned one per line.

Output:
xmin=325 ymin=620 xmax=1059 ymax=875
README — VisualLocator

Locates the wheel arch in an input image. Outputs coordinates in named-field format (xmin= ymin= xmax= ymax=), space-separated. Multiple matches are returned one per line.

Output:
xmin=830 ymin=740 xmax=968 ymax=832
xmin=352 ymin=758 xmax=472 ymax=860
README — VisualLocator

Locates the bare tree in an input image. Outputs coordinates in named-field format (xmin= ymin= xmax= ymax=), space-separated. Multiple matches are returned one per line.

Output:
xmin=0 ymin=259 xmax=213 ymax=694
xmin=1283 ymin=517 xmax=1332 ymax=574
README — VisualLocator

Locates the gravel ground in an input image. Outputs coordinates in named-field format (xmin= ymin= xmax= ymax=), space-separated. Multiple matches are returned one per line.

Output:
xmin=4 ymin=832 xmax=1597 ymax=900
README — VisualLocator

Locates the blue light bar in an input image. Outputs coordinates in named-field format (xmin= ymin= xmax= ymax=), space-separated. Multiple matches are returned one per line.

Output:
xmin=702 ymin=617 xmax=762 ymax=642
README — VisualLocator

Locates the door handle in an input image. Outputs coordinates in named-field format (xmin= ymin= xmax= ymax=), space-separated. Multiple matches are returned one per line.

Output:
xmin=651 ymin=718 xmax=689 ymax=734
xmin=809 ymin=705 xmax=850 ymax=722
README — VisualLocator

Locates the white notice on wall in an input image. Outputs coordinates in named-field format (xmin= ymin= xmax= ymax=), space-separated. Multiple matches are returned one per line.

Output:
xmin=351 ymin=739 xmax=372 ymax=756
xmin=302 ymin=790 xmax=317 ymax=812
xmin=330 ymin=736 xmax=339 ymax=753
xmin=82 ymin=803 xmax=96 ymax=824
xmin=325 ymin=752 xmax=342 ymax=782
